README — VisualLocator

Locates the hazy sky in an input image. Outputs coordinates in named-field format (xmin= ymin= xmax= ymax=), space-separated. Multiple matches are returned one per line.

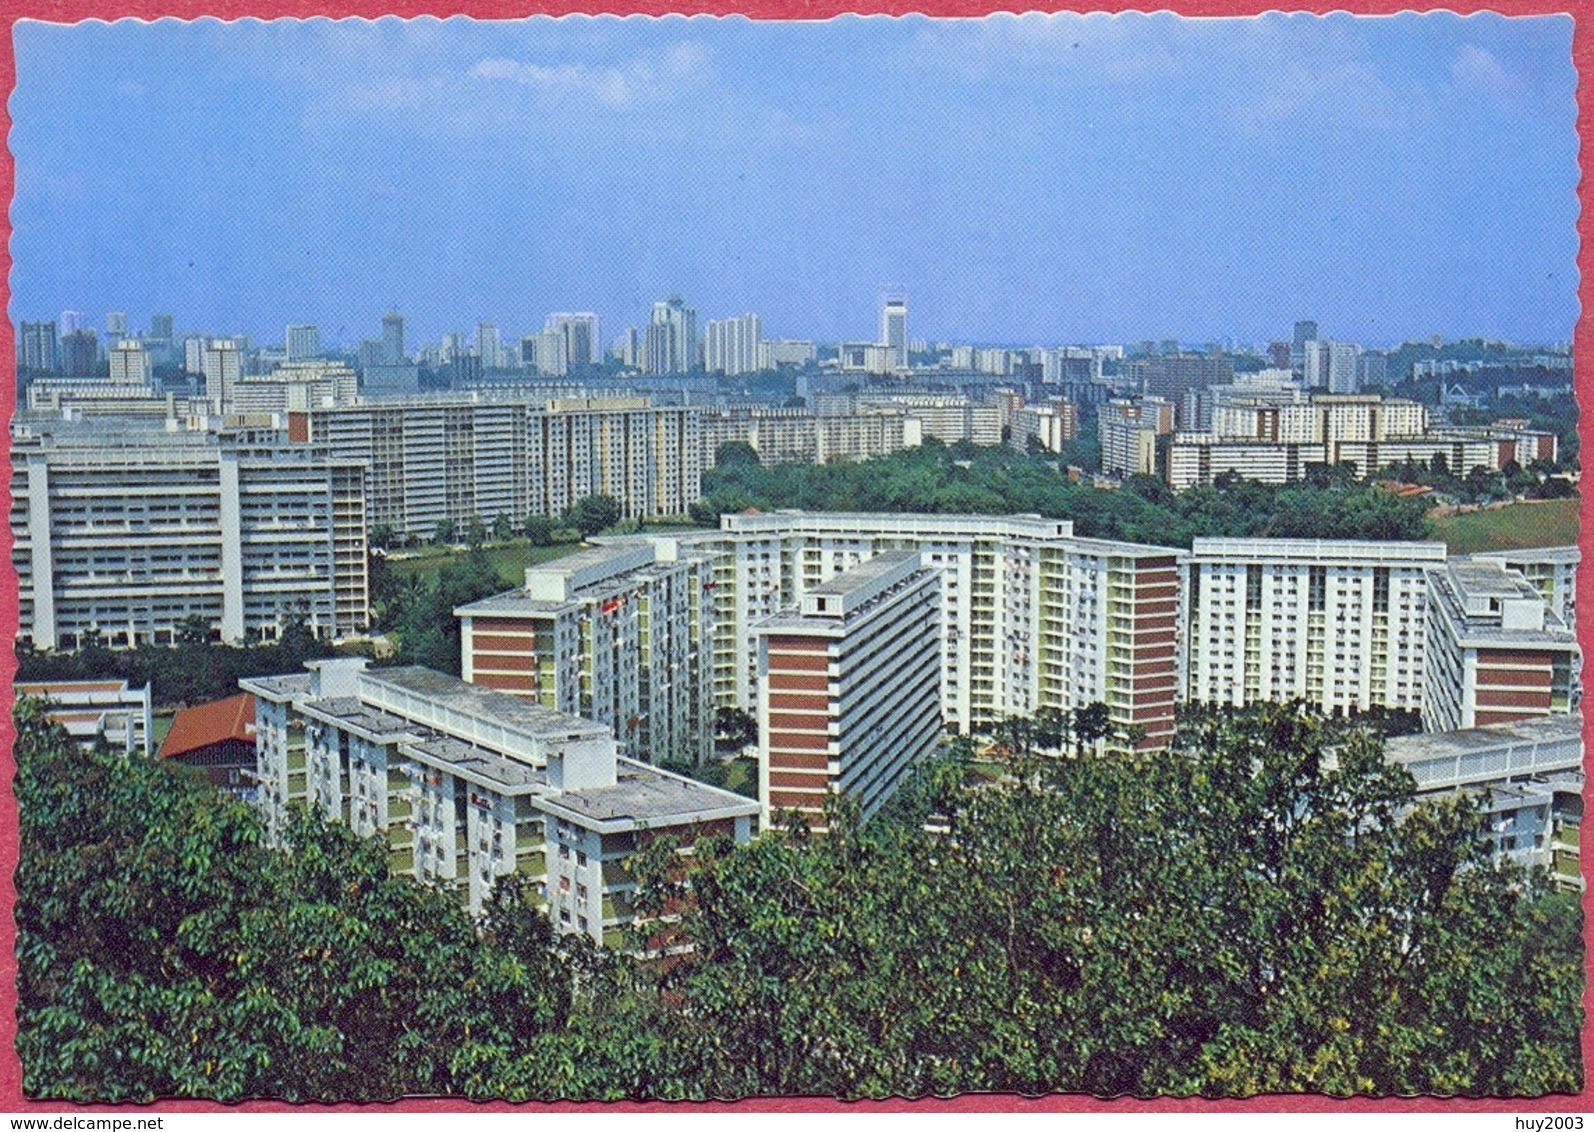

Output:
xmin=7 ymin=13 xmax=1579 ymax=351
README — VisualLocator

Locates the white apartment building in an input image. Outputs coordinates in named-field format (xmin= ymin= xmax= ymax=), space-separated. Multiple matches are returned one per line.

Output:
xmin=704 ymin=314 xmax=763 ymax=376
xmin=1099 ymin=397 xmax=1174 ymax=478
xmin=1180 ymin=539 xmax=1447 ymax=717
xmin=292 ymin=395 xmax=704 ymax=539
xmin=752 ymin=551 xmax=943 ymax=831
xmin=284 ymin=324 xmax=322 ymax=361
xmin=700 ymin=407 xmax=923 ymax=467
xmin=12 ymin=423 xmax=368 ymax=650
xmin=241 ymin=659 xmax=756 ymax=944
xmin=231 ymin=361 xmax=358 ymax=414
xmin=1010 ymin=402 xmax=1078 ymax=454
xmin=108 ymin=339 xmax=153 ymax=385
xmin=758 ymin=339 xmax=816 ymax=369
xmin=611 ymin=511 xmax=1181 ymax=750
xmin=456 ymin=540 xmax=716 ymax=766
xmin=1422 ymin=558 xmax=1579 ymax=733
xmin=855 ymin=395 xmax=1003 ymax=447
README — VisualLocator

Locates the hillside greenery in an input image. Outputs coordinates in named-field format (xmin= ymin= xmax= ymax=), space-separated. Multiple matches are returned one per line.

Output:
xmin=16 ymin=699 xmax=1582 ymax=1101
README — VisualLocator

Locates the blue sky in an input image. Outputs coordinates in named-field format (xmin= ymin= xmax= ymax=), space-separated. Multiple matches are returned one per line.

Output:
xmin=7 ymin=13 xmax=1579 ymax=351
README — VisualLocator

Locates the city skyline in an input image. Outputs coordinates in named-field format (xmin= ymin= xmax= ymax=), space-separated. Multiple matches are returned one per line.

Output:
xmin=7 ymin=13 xmax=1578 ymax=351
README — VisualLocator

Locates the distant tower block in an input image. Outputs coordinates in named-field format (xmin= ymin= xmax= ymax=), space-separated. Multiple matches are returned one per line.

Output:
xmin=881 ymin=297 xmax=908 ymax=371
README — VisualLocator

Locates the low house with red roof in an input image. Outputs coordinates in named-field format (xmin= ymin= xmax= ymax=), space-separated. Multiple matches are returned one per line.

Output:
xmin=158 ymin=693 xmax=257 ymax=798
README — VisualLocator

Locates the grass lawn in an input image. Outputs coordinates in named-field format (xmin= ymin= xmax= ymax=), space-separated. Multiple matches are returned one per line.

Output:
xmin=386 ymin=539 xmax=586 ymax=588
xmin=1427 ymin=497 xmax=1580 ymax=554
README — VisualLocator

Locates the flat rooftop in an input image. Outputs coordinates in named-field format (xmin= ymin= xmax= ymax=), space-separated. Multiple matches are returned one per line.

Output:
xmin=300 ymin=696 xmax=424 ymax=742
xmin=546 ymin=758 xmax=758 ymax=828
xmin=809 ymin=549 xmax=921 ymax=598
xmin=1384 ymin=713 xmax=1583 ymax=765
xmin=239 ymin=673 xmax=314 ymax=702
xmin=363 ymin=665 xmax=609 ymax=742
xmin=403 ymin=734 xmax=550 ymax=795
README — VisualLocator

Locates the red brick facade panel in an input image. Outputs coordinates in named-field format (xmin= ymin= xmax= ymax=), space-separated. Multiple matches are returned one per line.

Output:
xmin=769 ymin=672 xmax=830 ymax=692
xmin=1475 ymin=689 xmax=1554 ymax=711
xmin=768 ymin=693 xmax=833 ymax=712
xmin=768 ymin=635 xmax=829 ymax=652
xmin=1476 ymin=649 xmax=1554 ymax=668
xmin=473 ymin=674 xmax=539 ymax=694
xmin=768 ymin=731 xmax=830 ymax=751
xmin=767 ymin=711 xmax=829 ymax=733
xmin=471 ymin=650 xmax=538 ymax=672
xmin=768 ymin=651 xmax=831 ymax=672
xmin=767 ymin=751 xmax=832 ymax=772
xmin=1474 ymin=667 xmax=1552 ymax=688
xmin=474 ymin=618 xmax=540 ymax=635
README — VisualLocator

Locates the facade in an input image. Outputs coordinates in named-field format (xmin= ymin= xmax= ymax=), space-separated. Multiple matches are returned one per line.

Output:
xmin=613 ymin=511 xmax=1181 ymax=750
xmin=456 ymin=540 xmax=716 ymax=766
xmin=291 ymin=395 xmax=704 ymax=539
xmin=232 ymin=361 xmax=358 ymax=414
xmin=240 ymin=659 xmax=756 ymax=944
xmin=751 ymin=552 xmax=942 ymax=832
xmin=700 ymin=407 xmax=922 ymax=467
xmin=1124 ymin=352 xmax=1234 ymax=419
xmin=759 ymin=339 xmax=816 ymax=369
xmin=15 ymin=678 xmax=154 ymax=757
xmin=854 ymin=395 xmax=1003 ymax=447
xmin=61 ymin=328 xmax=100 ymax=377
xmin=1180 ymin=539 xmax=1446 ymax=717
xmin=381 ymin=312 xmax=407 ymax=364
xmin=20 ymin=320 xmax=59 ymax=372
xmin=12 ymin=423 xmax=368 ymax=649
xmin=704 ymin=314 xmax=763 ymax=376
xmin=1422 ymin=558 xmax=1579 ymax=732
xmin=200 ymin=339 xmax=244 ymax=405
xmin=108 ymin=339 xmax=153 ymax=385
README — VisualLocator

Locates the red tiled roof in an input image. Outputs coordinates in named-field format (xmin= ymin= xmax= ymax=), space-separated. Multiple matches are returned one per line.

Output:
xmin=159 ymin=694 xmax=256 ymax=760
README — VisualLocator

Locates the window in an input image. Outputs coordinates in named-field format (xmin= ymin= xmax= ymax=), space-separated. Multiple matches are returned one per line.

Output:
xmin=1308 ymin=566 xmax=1326 ymax=612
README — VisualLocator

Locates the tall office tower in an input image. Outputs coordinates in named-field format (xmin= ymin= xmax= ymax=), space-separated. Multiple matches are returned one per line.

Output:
xmin=60 ymin=329 xmax=100 ymax=377
xmin=285 ymin=324 xmax=322 ymax=361
xmin=381 ymin=312 xmax=406 ymax=364
xmin=704 ymin=314 xmax=763 ymax=376
xmin=645 ymin=296 xmax=697 ymax=375
xmin=545 ymin=313 xmax=600 ymax=370
xmin=108 ymin=339 xmax=153 ymax=385
xmin=529 ymin=326 xmax=568 ymax=376
xmin=1357 ymin=350 xmax=1388 ymax=389
xmin=201 ymin=339 xmax=243 ymax=404
xmin=1268 ymin=341 xmax=1292 ymax=369
xmin=58 ymin=310 xmax=84 ymax=334
xmin=1291 ymin=319 xmax=1319 ymax=371
xmin=105 ymin=312 xmax=129 ymax=338
xmin=476 ymin=321 xmax=502 ymax=370
xmin=614 ymin=326 xmax=642 ymax=368
xmin=19 ymin=321 xmax=59 ymax=372
xmin=149 ymin=313 xmax=174 ymax=343
xmin=752 ymin=551 xmax=943 ymax=832
xmin=880 ymin=297 xmax=908 ymax=371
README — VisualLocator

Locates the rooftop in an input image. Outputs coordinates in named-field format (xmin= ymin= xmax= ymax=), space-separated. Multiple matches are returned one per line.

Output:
xmin=362 ymin=665 xmax=610 ymax=743
xmin=1384 ymin=712 xmax=1583 ymax=766
xmin=544 ymin=757 xmax=758 ymax=829
xmin=238 ymin=672 xmax=313 ymax=703
xmin=402 ymin=734 xmax=550 ymax=795
xmin=160 ymin=693 xmax=255 ymax=760
xmin=299 ymin=695 xmax=423 ymax=743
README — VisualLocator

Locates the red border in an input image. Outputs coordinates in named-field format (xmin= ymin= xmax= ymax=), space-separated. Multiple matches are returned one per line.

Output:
xmin=0 ymin=0 xmax=1587 ymax=1115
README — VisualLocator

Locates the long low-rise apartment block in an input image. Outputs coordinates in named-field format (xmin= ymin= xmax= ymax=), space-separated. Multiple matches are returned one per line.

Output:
xmin=12 ymin=421 xmax=368 ymax=649
xmin=241 ymin=659 xmax=756 ymax=945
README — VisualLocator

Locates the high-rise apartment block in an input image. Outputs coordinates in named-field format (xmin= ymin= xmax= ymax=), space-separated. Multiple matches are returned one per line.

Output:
xmin=61 ymin=328 xmax=100 ymax=377
xmin=476 ymin=322 xmax=502 ymax=371
xmin=704 ymin=314 xmax=763 ymax=376
xmin=1422 ymin=558 xmax=1579 ymax=733
xmin=617 ymin=511 xmax=1180 ymax=750
xmin=456 ymin=540 xmax=717 ymax=766
xmin=108 ymin=339 xmax=153 ymax=386
xmin=149 ymin=313 xmax=175 ymax=343
xmin=752 ymin=551 xmax=942 ymax=831
xmin=285 ymin=324 xmax=322 ymax=361
xmin=381 ymin=312 xmax=407 ymax=364
xmin=540 ymin=314 xmax=600 ymax=373
xmin=1099 ymin=397 xmax=1174 ymax=478
xmin=12 ymin=423 xmax=368 ymax=650
xmin=700 ymin=407 xmax=923 ymax=467
xmin=19 ymin=321 xmax=59 ymax=372
xmin=242 ymin=659 xmax=757 ymax=943
xmin=105 ymin=312 xmax=129 ymax=338
xmin=201 ymin=338 xmax=244 ymax=405
xmin=646 ymin=296 xmax=697 ymax=375
xmin=1010 ymin=401 xmax=1079 ymax=454
xmin=1181 ymin=539 xmax=1445 ymax=717
xmin=289 ymin=396 xmax=704 ymax=540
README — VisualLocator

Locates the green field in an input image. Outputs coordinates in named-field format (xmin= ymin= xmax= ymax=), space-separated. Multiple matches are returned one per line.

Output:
xmin=386 ymin=539 xmax=585 ymax=588
xmin=1428 ymin=497 xmax=1580 ymax=554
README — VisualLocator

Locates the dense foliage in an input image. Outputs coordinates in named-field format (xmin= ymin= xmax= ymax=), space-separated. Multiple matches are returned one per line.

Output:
xmin=692 ymin=441 xmax=1434 ymax=547
xmin=370 ymin=545 xmax=509 ymax=676
xmin=16 ymin=699 xmax=1582 ymax=1101
xmin=14 ymin=615 xmax=337 ymax=710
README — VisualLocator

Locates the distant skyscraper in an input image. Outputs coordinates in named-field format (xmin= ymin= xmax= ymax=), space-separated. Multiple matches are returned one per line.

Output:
xmin=704 ymin=314 xmax=763 ymax=376
xmin=646 ymin=296 xmax=697 ymax=375
xmin=476 ymin=321 xmax=502 ymax=370
xmin=381 ymin=312 xmax=406 ymax=365
xmin=201 ymin=339 xmax=243 ymax=404
xmin=149 ymin=313 xmax=174 ymax=343
xmin=1268 ymin=341 xmax=1292 ymax=369
xmin=546 ymin=313 xmax=600 ymax=370
xmin=19 ymin=321 xmax=58 ymax=372
xmin=1326 ymin=341 xmax=1360 ymax=394
xmin=60 ymin=329 xmax=100 ymax=377
xmin=613 ymin=327 xmax=642 ymax=369
xmin=285 ymin=324 xmax=322 ymax=361
xmin=58 ymin=310 xmax=84 ymax=335
xmin=881 ymin=298 xmax=908 ymax=371
xmin=1291 ymin=320 xmax=1319 ymax=371
xmin=106 ymin=312 xmax=129 ymax=338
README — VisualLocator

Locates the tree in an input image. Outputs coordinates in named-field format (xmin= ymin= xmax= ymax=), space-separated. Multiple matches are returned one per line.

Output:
xmin=564 ymin=495 xmax=622 ymax=540
xmin=491 ymin=513 xmax=515 ymax=542
xmin=175 ymin=614 xmax=213 ymax=648
xmin=522 ymin=513 xmax=555 ymax=546
xmin=713 ymin=706 xmax=758 ymax=750
xmin=433 ymin=518 xmax=458 ymax=545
